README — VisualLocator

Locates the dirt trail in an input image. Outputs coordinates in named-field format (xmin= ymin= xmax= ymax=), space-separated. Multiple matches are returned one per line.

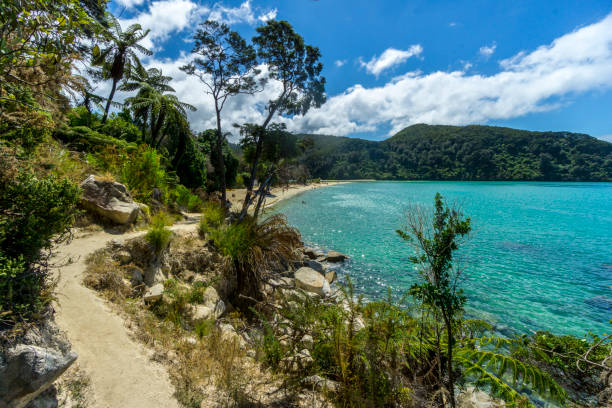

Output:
xmin=52 ymin=218 xmax=199 ymax=408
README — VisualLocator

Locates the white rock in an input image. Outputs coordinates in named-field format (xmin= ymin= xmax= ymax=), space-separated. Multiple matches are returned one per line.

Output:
xmin=80 ymin=175 xmax=140 ymax=224
xmin=301 ymin=334 xmax=314 ymax=348
xmin=325 ymin=270 xmax=337 ymax=284
xmin=294 ymin=267 xmax=331 ymax=297
xmin=143 ymin=283 xmax=164 ymax=302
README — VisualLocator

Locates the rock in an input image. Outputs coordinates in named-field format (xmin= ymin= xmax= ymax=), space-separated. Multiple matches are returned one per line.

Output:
xmin=325 ymin=270 xmax=337 ymax=284
xmin=115 ymin=250 xmax=132 ymax=265
xmin=79 ymin=175 xmax=140 ymax=224
xmin=301 ymin=334 xmax=314 ymax=348
xmin=352 ymin=316 xmax=366 ymax=332
xmin=128 ymin=266 xmax=143 ymax=286
xmin=143 ymin=283 xmax=164 ymax=302
xmin=184 ymin=337 xmax=197 ymax=346
xmin=0 ymin=345 xmax=77 ymax=408
xmin=305 ymin=259 xmax=325 ymax=273
xmin=303 ymin=247 xmax=317 ymax=259
xmin=457 ymin=387 xmax=502 ymax=408
xmin=302 ymin=375 xmax=339 ymax=393
xmin=179 ymin=269 xmax=196 ymax=283
xmin=192 ymin=305 xmax=214 ymax=321
xmin=218 ymin=324 xmax=245 ymax=348
xmin=294 ymin=267 xmax=331 ymax=297
xmin=325 ymin=250 xmax=348 ymax=263
xmin=192 ymin=287 xmax=225 ymax=321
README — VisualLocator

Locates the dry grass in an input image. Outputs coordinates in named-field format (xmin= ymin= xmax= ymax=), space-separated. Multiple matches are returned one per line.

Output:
xmin=83 ymin=248 xmax=131 ymax=303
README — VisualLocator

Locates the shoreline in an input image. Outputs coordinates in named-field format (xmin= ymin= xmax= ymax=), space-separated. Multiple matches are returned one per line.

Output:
xmin=227 ymin=181 xmax=351 ymax=211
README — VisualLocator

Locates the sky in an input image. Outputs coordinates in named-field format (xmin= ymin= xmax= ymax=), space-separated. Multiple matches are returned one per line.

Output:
xmin=104 ymin=0 xmax=612 ymax=142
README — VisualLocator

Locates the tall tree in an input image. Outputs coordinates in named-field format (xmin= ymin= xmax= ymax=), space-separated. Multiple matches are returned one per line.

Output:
xmin=396 ymin=193 xmax=471 ymax=408
xmin=93 ymin=15 xmax=152 ymax=123
xmin=240 ymin=20 xmax=326 ymax=218
xmin=120 ymin=61 xmax=174 ymax=141
xmin=180 ymin=20 xmax=258 ymax=206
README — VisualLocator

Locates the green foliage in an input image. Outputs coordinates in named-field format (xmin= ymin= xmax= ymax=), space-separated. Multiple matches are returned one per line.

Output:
xmin=144 ymin=212 xmax=173 ymax=253
xmin=151 ymin=279 xmax=191 ymax=327
xmin=199 ymin=201 xmax=226 ymax=235
xmin=54 ymin=124 xmax=137 ymax=152
xmin=455 ymin=336 xmax=567 ymax=407
xmin=168 ymin=185 xmax=203 ymax=212
xmin=300 ymin=124 xmax=612 ymax=181
xmin=121 ymin=145 xmax=168 ymax=202
xmin=0 ymin=165 xmax=80 ymax=326
xmin=513 ymin=330 xmax=612 ymax=400
xmin=174 ymin=136 xmax=207 ymax=189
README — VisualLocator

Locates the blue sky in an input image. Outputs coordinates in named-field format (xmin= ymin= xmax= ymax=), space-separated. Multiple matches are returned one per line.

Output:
xmin=107 ymin=0 xmax=612 ymax=141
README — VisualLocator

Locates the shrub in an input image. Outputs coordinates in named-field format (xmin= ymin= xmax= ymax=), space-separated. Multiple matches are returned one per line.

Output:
xmin=86 ymin=144 xmax=129 ymax=175
xmin=210 ymin=214 xmax=301 ymax=300
xmin=121 ymin=145 xmax=168 ymax=202
xmin=168 ymin=184 xmax=203 ymax=212
xmin=199 ymin=201 xmax=226 ymax=235
xmin=145 ymin=212 xmax=173 ymax=253
xmin=0 ymin=164 xmax=80 ymax=326
xmin=98 ymin=115 xmax=140 ymax=143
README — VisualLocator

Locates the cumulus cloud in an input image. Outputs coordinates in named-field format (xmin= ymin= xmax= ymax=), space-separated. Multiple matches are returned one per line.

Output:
xmin=286 ymin=13 xmax=612 ymax=136
xmin=360 ymin=45 xmax=423 ymax=76
xmin=598 ymin=134 xmax=612 ymax=142
xmin=209 ymin=0 xmax=276 ymax=25
xmin=334 ymin=59 xmax=347 ymax=67
xmin=120 ymin=0 xmax=277 ymax=51
xmin=119 ymin=0 xmax=204 ymax=50
xmin=114 ymin=0 xmax=146 ymax=8
xmin=479 ymin=42 xmax=497 ymax=58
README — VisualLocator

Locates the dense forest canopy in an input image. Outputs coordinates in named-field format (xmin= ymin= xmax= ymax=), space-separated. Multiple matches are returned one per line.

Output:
xmin=300 ymin=124 xmax=612 ymax=181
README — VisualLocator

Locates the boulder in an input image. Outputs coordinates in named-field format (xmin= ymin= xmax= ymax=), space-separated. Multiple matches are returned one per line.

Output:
xmin=325 ymin=270 xmax=337 ymax=284
xmin=192 ymin=287 xmax=225 ymax=321
xmin=301 ymin=334 xmax=314 ymax=348
xmin=80 ymin=175 xmax=140 ymax=224
xmin=143 ymin=283 xmax=164 ymax=302
xmin=115 ymin=250 xmax=132 ymax=265
xmin=0 ymin=345 xmax=77 ymax=408
xmin=302 ymin=375 xmax=339 ymax=393
xmin=128 ymin=266 xmax=144 ymax=286
xmin=325 ymin=250 xmax=348 ymax=263
xmin=294 ymin=267 xmax=330 ymax=297
xmin=458 ymin=387 xmax=502 ymax=408
xmin=303 ymin=247 xmax=317 ymax=259
xmin=305 ymin=260 xmax=325 ymax=274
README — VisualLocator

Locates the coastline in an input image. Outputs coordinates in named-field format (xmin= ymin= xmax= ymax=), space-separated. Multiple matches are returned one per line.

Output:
xmin=227 ymin=181 xmax=351 ymax=210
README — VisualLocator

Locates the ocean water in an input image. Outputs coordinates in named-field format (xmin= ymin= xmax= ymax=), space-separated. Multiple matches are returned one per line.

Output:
xmin=272 ymin=181 xmax=612 ymax=337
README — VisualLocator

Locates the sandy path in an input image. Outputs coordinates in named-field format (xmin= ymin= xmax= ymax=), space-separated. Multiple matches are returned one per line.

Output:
xmin=52 ymin=219 xmax=199 ymax=408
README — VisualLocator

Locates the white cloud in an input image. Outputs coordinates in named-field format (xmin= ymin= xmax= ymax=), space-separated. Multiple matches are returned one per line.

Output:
xmin=479 ymin=42 xmax=497 ymax=58
xmin=105 ymin=10 xmax=612 ymax=140
xmin=115 ymin=0 xmax=146 ymax=8
xmin=119 ymin=0 xmax=205 ymax=50
xmin=360 ymin=45 xmax=423 ymax=76
xmin=334 ymin=59 xmax=347 ymax=67
xmin=449 ymin=22 xmax=457 ymax=27
xmin=209 ymin=0 xmax=276 ymax=25
xmin=287 ymin=13 xmax=612 ymax=136
xmin=258 ymin=8 xmax=277 ymax=22
xmin=598 ymin=134 xmax=612 ymax=142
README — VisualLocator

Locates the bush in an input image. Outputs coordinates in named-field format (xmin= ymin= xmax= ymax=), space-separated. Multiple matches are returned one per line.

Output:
xmin=98 ymin=115 xmax=140 ymax=143
xmin=209 ymin=214 xmax=301 ymax=300
xmin=145 ymin=212 xmax=173 ymax=253
xmin=169 ymin=184 xmax=203 ymax=212
xmin=199 ymin=201 xmax=225 ymax=235
xmin=0 ymin=164 xmax=80 ymax=326
xmin=121 ymin=145 xmax=168 ymax=202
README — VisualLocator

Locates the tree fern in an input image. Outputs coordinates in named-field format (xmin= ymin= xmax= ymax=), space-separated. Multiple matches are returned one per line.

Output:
xmin=455 ymin=336 xmax=567 ymax=407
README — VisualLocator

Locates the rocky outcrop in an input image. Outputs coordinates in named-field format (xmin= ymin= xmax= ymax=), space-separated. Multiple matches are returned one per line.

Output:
xmin=0 ymin=320 xmax=77 ymax=408
xmin=80 ymin=175 xmax=140 ymax=224
xmin=192 ymin=287 xmax=226 ymax=321
xmin=325 ymin=250 xmax=347 ymax=263
xmin=294 ymin=267 xmax=331 ymax=297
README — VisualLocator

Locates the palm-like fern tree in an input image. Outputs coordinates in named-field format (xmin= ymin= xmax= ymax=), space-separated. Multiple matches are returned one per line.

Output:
xmin=125 ymin=88 xmax=195 ymax=147
xmin=93 ymin=15 xmax=152 ymax=123
xmin=121 ymin=62 xmax=175 ymax=141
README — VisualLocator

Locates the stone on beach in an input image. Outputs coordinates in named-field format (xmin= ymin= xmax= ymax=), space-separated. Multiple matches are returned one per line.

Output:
xmin=325 ymin=250 xmax=348 ymax=262
xmin=294 ymin=267 xmax=330 ymax=297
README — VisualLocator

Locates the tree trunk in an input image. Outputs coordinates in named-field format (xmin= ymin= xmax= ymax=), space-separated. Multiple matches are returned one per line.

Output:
xmin=102 ymin=79 xmax=118 ymax=124
xmin=443 ymin=312 xmax=456 ymax=408
xmin=151 ymin=111 xmax=165 ymax=147
xmin=215 ymin=107 xmax=227 ymax=207
xmin=239 ymin=105 xmax=278 ymax=219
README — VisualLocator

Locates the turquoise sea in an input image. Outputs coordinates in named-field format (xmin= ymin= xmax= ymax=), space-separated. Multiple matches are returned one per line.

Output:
xmin=273 ymin=182 xmax=612 ymax=337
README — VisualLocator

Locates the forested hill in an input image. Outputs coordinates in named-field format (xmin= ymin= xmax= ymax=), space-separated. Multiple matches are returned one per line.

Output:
xmin=299 ymin=124 xmax=612 ymax=181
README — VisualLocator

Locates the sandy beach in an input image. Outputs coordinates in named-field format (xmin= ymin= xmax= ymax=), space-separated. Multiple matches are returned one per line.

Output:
xmin=227 ymin=181 xmax=349 ymax=211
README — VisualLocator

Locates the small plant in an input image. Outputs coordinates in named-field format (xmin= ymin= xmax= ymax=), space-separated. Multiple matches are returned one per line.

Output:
xmin=198 ymin=200 xmax=225 ymax=235
xmin=145 ymin=212 xmax=173 ymax=253
xmin=121 ymin=145 xmax=168 ymax=202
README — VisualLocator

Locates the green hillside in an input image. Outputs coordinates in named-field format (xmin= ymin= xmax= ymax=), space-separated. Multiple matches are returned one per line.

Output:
xmin=300 ymin=124 xmax=612 ymax=181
